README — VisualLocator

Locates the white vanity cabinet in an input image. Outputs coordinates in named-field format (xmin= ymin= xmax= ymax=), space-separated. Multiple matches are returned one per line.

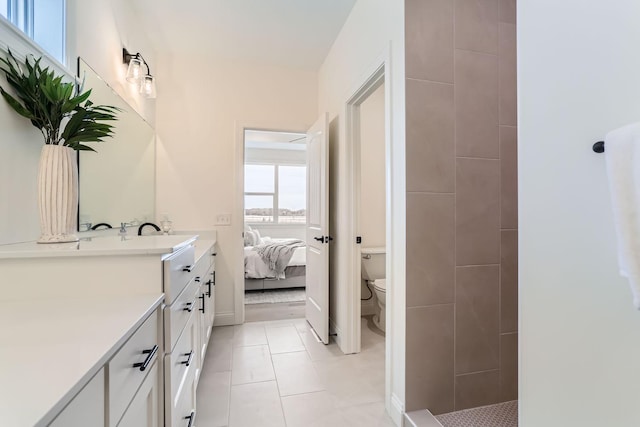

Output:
xmin=162 ymin=239 xmax=216 ymax=424
xmin=49 ymin=368 xmax=105 ymax=427
xmin=0 ymin=234 xmax=217 ymax=427
xmin=196 ymin=247 xmax=216 ymax=384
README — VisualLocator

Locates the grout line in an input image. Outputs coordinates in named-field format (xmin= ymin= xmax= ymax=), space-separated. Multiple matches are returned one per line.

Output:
xmin=407 ymin=302 xmax=455 ymax=310
xmin=455 ymin=368 xmax=500 ymax=378
xmin=406 ymin=190 xmax=455 ymax=195
xmin=453 ymin=0 xmax=458 ymax=410
xmin=456 ymin=263 xmax=500 ymax=268
xmin=406 ymin=77 xmax=454 ymax=86
xmin=456 ymin=156 xmax=500 ymax=161
xmin=498 ymin=14 xmax=505 ymax=401
xmin=455 ymin=47 xmax=499 ymax=57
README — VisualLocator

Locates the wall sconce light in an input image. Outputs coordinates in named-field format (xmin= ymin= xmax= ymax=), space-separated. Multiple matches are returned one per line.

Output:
xmin=123 ymin=48 xmax=156 ymax=99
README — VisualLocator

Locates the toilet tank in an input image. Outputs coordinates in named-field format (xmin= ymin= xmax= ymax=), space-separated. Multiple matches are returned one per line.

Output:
xmin=361 ymin=247 xmax=386 ymax=281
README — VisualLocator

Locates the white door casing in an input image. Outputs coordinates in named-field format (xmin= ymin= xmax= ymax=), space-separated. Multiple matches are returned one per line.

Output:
xmin=305 ymin=113 xmax=330 ymax=344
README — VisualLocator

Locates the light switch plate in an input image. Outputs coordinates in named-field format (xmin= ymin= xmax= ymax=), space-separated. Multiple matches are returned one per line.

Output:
xmin=215 ymin=214 xmax=232 ymax=226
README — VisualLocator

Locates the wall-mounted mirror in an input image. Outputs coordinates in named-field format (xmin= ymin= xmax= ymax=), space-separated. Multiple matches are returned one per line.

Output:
xmin=77 ymin=59 xmax=155 ymax=230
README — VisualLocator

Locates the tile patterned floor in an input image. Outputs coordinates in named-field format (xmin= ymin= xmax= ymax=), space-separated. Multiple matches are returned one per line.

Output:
xmin=435 ymin=401 xmax=518 ymax=427
xmin=244 ymin=288 xmax=306 ymax=305
xmin=196 ymin=317 xmax=393 ymax=427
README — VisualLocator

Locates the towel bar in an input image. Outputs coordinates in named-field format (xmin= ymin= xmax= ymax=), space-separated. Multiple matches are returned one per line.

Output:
xmin=593 ymin=141 xmax=605 ymax=153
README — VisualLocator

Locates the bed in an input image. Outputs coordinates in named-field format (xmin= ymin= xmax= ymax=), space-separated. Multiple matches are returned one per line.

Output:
xmin=244 ymin=237 xmax=306 ymax=291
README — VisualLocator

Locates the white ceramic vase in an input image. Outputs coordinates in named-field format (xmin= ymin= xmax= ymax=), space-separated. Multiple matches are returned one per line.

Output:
xmin=37 ymin=145 xmax=79 ymax=243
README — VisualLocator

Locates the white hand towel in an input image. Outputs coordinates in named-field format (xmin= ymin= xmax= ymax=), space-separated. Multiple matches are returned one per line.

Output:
xmin=605 ymin=122 xmax=640 ymax=309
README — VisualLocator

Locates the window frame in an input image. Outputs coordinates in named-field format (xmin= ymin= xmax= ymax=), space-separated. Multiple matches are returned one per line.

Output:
xmin=244 ymin=162 xmax=306 ymax=225
xmin=1 ymin=0 xmax=66 ymax=66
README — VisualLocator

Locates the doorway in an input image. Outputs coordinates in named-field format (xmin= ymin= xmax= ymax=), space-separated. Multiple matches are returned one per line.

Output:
xmin=242 ymin=129 xmax=308 ymax=322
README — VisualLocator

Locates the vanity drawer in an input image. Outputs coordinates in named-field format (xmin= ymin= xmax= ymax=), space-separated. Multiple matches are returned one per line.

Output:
xmin=164 ymin=275 xmax=200 ymax=352
xmin=165 ymin=313 xmax=198 ymax=423
xmin=163 ymin=245 xmax=196 ymax=305
xmin=172 ymin=360 xmax=196 ymax=427
xmin=108 ymin=309 xmax=160 ymax=427
xmin=192 ymin=249 xmax=211 ymax=285
xmin=117 ymin=361 xmax=159 ymax=427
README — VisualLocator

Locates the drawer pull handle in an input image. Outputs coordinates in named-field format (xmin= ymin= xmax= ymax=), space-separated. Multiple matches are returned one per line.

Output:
xmin=182 ymin=265 xmax=193 ymax=273
xmin=206 ymin=280 xmax=212 ymax=297
xmin=181 ymin=350 xmax=194 ymax=367
xmin=199 ymin=294 xmax=206 ymax=313
xmin=195 ymin=276 xmax=201 ymax=283
xmin=185 ymin=410 xmax=196 ymax=427
xmin=133 ymin=345 xmax=158 ymax=372
xmin=212 ymin=271 xmax=216 ymax=286
xmin=183 ymin=302 xmax=194 ymax=312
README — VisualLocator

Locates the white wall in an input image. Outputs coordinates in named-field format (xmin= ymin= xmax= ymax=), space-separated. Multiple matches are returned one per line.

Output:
xmin=519 ymin=1 xmax=640 ymax=426
xmin=0 ymin=0 xmax=154 ymax=244
xmin=359 ymin=82 xmax=386 ymax=316
xmin=360 ymin=82 xmax=386 ymax=248
xmin=318 ymin=0 xmax=405 ymax=422
xmin=155 ymin=58 xmax=317 ymax=325
xmin=67 ymin=0 xmax=156 ymax=125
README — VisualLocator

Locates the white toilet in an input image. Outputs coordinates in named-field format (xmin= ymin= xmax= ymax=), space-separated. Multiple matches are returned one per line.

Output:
xmin=361 ymin=247 xmax=387 ymax=332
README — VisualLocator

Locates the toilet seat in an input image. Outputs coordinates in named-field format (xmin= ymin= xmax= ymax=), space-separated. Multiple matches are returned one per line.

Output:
xmin=372 ymin=279 xmax=386 ymax=292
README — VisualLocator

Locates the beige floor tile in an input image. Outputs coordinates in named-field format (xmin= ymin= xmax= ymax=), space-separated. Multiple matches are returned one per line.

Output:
xmin=313 ymin=355 xmax=385 ymax=408
xmin=265 ymin=325 xmax=305 ymax=354
xmin=231 ymin=344 xmax=275 ymax=385
xmin=294 ymin=318 xmax=312 ymax=333
xmin=339 ymin=401 xmax=397 ymax=427
xmin=201 ymin=318 xmax=389 ymax=427
xmin=211 ymin=325 xmax=234 ymax=341
xmin=203 ymin=336 xmax=233 ymax=373
xmin=233 ymin=323 xmax=267 ymax=347
xmin=299 ymin=330 xmax=344 ymax=361
xmin=229 ymin=381 xmax=286 ymax=427
xmin=281 ymin=391 xmax=345 ymax=427
xmin=196 ymin=371 xmax=230 ymax=427
xmin=272 ymin=351 xmax=324 ymax=396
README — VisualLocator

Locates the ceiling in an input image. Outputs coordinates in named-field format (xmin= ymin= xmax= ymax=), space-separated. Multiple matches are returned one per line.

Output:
xmin=130 ymin=0 xmax=357 ymax=70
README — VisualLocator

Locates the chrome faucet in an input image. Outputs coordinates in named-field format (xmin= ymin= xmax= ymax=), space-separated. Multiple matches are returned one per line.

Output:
xmin=138 ymin=222 xmax=161 ymax=236
xmin=119 ymin=222 xmax=130 ymax=235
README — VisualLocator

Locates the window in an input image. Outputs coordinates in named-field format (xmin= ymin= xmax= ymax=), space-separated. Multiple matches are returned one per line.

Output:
xmin=244 ymin=164 xmax=306 ymax=224
xmin=1 ymin=0 xmax=65 ymax=64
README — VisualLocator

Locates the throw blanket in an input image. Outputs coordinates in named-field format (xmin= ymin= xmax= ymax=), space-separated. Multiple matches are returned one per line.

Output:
xmin=254 ymin=239 xmax=305 ymax=276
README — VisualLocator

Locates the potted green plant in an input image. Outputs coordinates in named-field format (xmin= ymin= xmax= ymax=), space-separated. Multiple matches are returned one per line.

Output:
xmin=0 ymin=50 xmax=119 ymax=243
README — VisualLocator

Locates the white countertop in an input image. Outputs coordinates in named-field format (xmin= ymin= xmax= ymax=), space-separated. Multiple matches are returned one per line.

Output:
xmin=0 ymin=234 xmax=198 ymax=259
xmin=0 ymin=293 xmax=164 ymax=427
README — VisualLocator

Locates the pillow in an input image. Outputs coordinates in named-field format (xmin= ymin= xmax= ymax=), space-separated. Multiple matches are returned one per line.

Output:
xmin=253 ymin=229 xmax=263 ymax=246
xmin=244 ymin=230 xmax=255 ymax=246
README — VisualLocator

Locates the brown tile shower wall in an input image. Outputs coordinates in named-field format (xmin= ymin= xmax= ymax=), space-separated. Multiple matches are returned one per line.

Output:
xmin=404 ymin=0 xmax=518 ymax=414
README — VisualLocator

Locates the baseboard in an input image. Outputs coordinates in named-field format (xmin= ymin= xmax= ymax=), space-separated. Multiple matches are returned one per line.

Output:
xmin=403 ymin=409 xmax=443 ymax=427
xmin=390 ymin=393 xmax=406 ymax=426
xmin=361 ymin=299 xmax=377 ymax=316
xmin=213 ymin=311 xmax=235 ymax=326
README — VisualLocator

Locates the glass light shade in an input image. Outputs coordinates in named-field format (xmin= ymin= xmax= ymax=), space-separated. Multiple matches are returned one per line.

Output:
xmin=125 ymin=58 xmax=142 ymax=83
xmin=140 ymin=74 xmax=156 ymax=98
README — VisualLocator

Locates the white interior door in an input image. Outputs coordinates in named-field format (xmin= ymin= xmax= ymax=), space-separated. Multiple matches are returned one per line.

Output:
xmin=306 ymin=113 xmax=330 ymax=344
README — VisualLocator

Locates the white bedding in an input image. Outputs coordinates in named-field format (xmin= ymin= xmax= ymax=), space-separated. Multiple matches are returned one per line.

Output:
xmin=244 ymin=238 xmax=306 ymax=279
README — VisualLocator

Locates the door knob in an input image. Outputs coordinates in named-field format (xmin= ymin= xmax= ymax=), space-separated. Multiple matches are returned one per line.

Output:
xmin=313 ymin=236 xmax=325 ymax=243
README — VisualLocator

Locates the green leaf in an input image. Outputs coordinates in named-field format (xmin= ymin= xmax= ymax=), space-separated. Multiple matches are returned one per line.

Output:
xmin=0 ymin=87 xmax=36 ymax=120
xmin=0 ymin=51 xmax=120 ymax=151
